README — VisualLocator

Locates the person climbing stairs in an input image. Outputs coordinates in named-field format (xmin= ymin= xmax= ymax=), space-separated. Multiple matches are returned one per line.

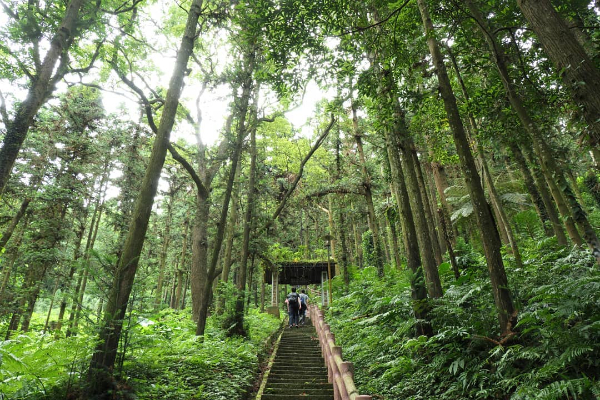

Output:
xmin=260 ymin=318 xmax=334 ymax=400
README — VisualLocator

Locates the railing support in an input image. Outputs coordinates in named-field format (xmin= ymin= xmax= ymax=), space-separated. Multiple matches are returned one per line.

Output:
xmin=309 ymin=304 xmax=372 ymax=400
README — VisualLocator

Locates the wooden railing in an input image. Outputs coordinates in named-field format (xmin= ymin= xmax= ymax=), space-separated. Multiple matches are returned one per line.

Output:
xmin=310 ymin=304 xmax=372 ymax=400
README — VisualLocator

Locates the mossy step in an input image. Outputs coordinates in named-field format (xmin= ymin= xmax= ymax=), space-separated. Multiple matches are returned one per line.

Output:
xmin=264 ymin=388 xmax=334 ymax=396
xmin=270 ymin=365 xmax=327 ymax=372
xmin=268 ymin=373 xmax=327 ymax=380
xmin=261 ymin=395 xmax=333 ymax=400
xmin=266 ymin=375 xmax=329 ymax=383
xmin=274 ymin=354 xmax=325 ymax=366
xmin=265 ymin=382 xmax=332 ymax=390
xmin=274 ymin=354 xmax=323 ymax=360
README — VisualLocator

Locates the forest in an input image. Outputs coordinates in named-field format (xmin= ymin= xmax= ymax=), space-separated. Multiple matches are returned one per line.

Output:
xmin=0 ymin=0 xmax=599 ymax=399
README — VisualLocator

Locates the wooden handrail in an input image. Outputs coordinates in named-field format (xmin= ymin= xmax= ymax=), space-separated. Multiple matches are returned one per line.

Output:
xmin=309 ymin=304 xmax=372 ymax=400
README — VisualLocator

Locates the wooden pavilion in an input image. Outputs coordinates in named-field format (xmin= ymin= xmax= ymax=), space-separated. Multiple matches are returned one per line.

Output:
xmin=264 ymin=260 xmax=336 ymax=317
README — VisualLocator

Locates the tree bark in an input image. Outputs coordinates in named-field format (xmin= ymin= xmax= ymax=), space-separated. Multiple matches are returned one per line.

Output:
xmin=508 ymin=141 xmax=557 ymax=239
xmin=418 ymin=0 xmax=516 ymax=334
xmin=232 ymin=90 xmax=259 ymax=336
xmin=518 ymin=0 xmax=600 ymax=146
xmin=87 ymin=0 xmax=205 ymax=391
xmin=351 ymin=99 xmax=385 ymax=276
xmin=155 ymin=191 xmax=174 ymax=310
xmin=395 ymin=112 xmax=443 ymax=298
xmin=174 ymin=218 xmax=189 ymax=310
xmin=411 ymin=147 xmax=443 ymax=266
xmin=0 ymin=0 xmax=87 ymax=194
xmin=466 ymin=0 xmax=600 ymax=261
xmin=384 ymin=120 xmax=433 ymax=336
xmin=216 ymin=162 xmax=241 ymax=315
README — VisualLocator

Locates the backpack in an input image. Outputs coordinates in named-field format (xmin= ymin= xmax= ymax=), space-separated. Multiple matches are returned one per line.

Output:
xmin=300 ymin=293 xmax=308 ymax=306
xmin=287 ymin=292 xmax=299 ymax=307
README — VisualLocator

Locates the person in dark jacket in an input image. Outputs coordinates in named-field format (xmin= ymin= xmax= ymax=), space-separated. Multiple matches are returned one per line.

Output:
xmin=285 ymin=287 xmax=301 ymax=328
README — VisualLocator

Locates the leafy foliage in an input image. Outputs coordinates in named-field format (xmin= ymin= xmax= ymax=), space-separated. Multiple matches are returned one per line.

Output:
xmin=0 ymin=308 xmax=280 ymax=399
xmin=326 ymin=247 xmax=600 ymax=399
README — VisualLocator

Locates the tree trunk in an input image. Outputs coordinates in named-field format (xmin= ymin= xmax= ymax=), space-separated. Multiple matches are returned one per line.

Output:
xmin=352 ymin=100 xmax=385 ymax=276
xmin=418 ymin=0 xmax=516 ymax=334
xmin=232 ymin=93 xmax=259 ymax=336
xmin=87 ymin=0 xmax=205 ymax=391
xmin=429 ymin=157 xmax=459 ymax=243
xmin=423 ymin=161 xmax=447 ymax=255
xmin=445 ymin=41 xmax=524 ymax=268
xmin=395 ymin=114 xmax=443 ymax=298
xmin=155 ymin=193 xmax=174 ymax=310
xmin=216 ymin=162 xmax=241 ymax=315
xmin=174 ymin=218 xmax=189 ymax=310
xmin=411 ymin=147 xmax=443 ymax=266
xmin=466 ymin=0 xmax=600 ymax=261
xmin=0 ymin=212 xmax=29 ymax=303
xmin=384 ymin=121 xmax=433 ymax=336
xmin=508 ymin=141 xmax=557 ymax=239
xmin=518 ymin=0 xmax=600 ymax=146
xmin=351 ymin=201 xmax=363 ymax=267
xmin=0 ymin=0 xmax=87 ymax=194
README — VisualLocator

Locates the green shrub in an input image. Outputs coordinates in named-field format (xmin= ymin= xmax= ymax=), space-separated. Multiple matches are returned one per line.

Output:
xmin=326 ymin=247 xmax=600 ymax=399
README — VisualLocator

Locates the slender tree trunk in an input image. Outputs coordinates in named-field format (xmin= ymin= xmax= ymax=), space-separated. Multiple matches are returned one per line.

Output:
xmin=88 ymin=0 xmax=205 ymax=391
xmin=423 ymin=161 xmax=447 ymax=255
xmin=232 ymin=96 xmax=258 ymax=336
xmin=384 ymin=123 xmax=433 ymax=336
xmin=352 ymin=100 xmax=385 ymax=276
xmin=418 ymin=0 xmax=516 ymax=334
xmin=395 ymin=115 xmax=443 ymax=298
xmin=217 ymin=163 xmax=241 ymax=315
xmin=351 ymin=201 xmax=363 ymax=267
xmin=411 ymin=147 xmax=443 ymax=266
xmin=518 ymin=0 xmax=600 ymax=145
xmin=43 ymin=282 xmax=60 ymax=334
xmin=174 ymin=219 xmax=189 ymax=310
xmin=467 ymin=0 xmax=600 ymax=261
xmin=0 ymin=213 xmax=29 ymax=303
xmin=155 ymin=194 xmax=174 ymax=310
xmin=446 ymin=43 xmax=523 ymax=268
xmin=0 ymin=0 xmax=87 ymax=194
xmin=508 ymin=141 xmax=556 ymax=238
xmin=429 ymin=157 xmax=459 ymax=243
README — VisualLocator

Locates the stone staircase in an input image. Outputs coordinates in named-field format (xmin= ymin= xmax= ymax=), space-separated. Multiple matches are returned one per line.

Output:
xmin=261 ymin=319 xmax=333 ymax=400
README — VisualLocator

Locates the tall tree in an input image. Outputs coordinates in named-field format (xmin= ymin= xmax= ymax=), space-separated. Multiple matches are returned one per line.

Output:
xmin=417 ymin=0 xmax=516 ymax=334
xmin=87 ymin=0 xmax=206 ymax=392
xmin=517 ymin=0 xmax=600 ymax=146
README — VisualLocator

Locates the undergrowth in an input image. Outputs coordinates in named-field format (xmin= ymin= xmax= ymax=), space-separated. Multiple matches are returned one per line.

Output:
xmin=326 ymin=244 xmax=600 ymax=400
xmin=0 ymin=307 xmax=280 ymax=399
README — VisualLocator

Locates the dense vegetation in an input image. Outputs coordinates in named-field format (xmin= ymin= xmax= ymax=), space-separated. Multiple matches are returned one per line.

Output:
xmin=0 ymin=0 xmax=599 ymax=398
xmin=328 ymin=245 xmax=600 ymax=399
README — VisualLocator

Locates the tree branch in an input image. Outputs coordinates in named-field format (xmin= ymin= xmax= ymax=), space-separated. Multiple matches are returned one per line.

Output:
xmin=340 ymin=0 xmax=412 ymax=36
xmin=0 ymin=43 xmax=35 ymax=81
xmin=110 ymin=61 xmax=159 ymax=133
xmin=0 ymin=90 xmax=8 ymax=127
xmin=305 ymin=186 xmax=363 ymax=198
xmin=0 ymin=0 xmax=18 ymax=20
xmin=66 ymin=40 xmax=104 ymax=74
xmin=260 ymin=114 xmax=336 ymax=233
xmin=167 ymin=143 xmax=209 ymax=199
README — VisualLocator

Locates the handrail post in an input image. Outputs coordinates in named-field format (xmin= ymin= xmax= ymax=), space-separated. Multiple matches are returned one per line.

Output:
xmin=309 ymin=303 xmax=371 ymax=400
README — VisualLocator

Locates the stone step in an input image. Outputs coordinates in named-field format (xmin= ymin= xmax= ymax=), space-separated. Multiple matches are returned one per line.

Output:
xmin=259 ymin=318 xmax=333 ymax=399
xmin=265 ymin=382 xmax=333 ymax=390
xmin=266 ymin=375 xmax=329 ymax=383
xmin=267 ymin=373 xmax=327 ymax=381
xmin=261 ymin=395 xmax=333 ymax=400
xmin=270 ymin=365 xmax=327 ymax=372
xmin=264 ymin=388 xmax=334 ymax=396
xmin=271 ymin=356 xmax=324 ymax=362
